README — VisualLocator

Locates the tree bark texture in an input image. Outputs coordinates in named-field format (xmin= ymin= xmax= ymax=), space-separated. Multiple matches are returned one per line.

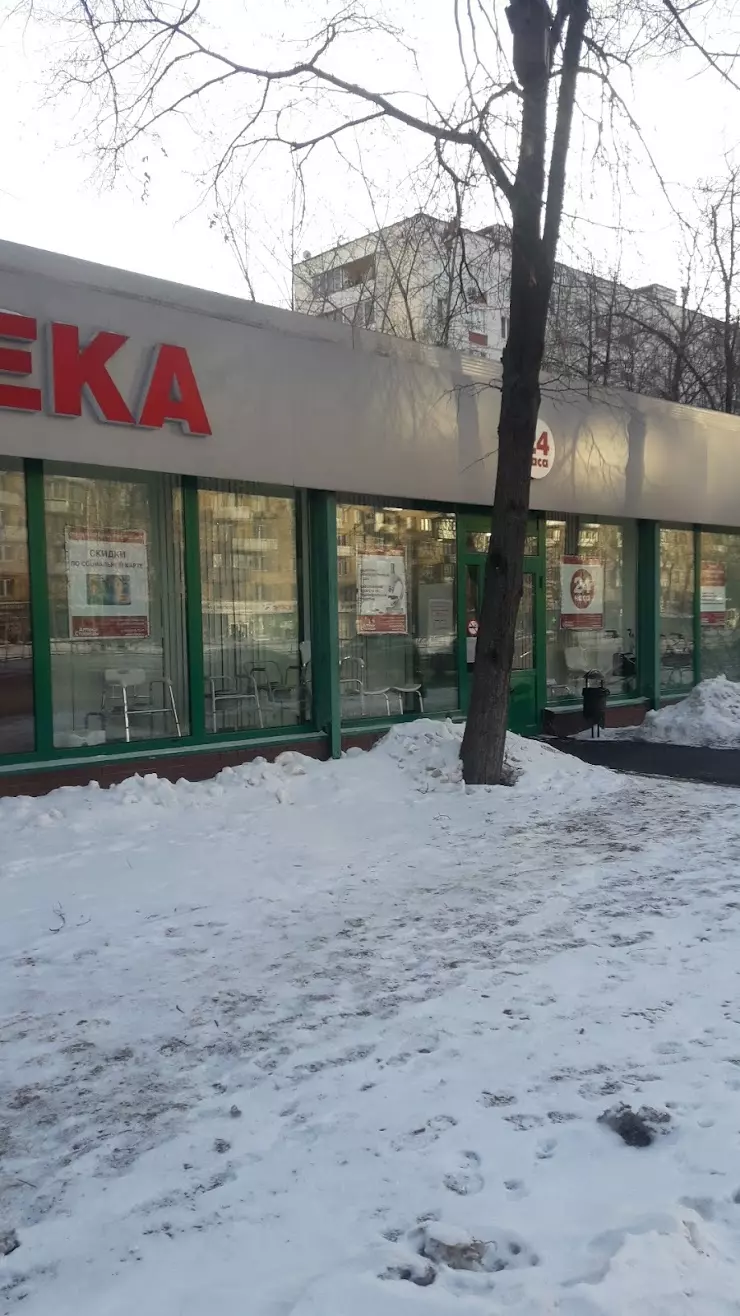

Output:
xmin=461 ymin=72 xmax=550 ymax=786
xmin=461 ymin=0 xmax=588 ymax=785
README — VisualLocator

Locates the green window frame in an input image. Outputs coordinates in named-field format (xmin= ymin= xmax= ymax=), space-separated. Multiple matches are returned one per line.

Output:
xmin=0 ymin=460 xmax=327 ymax=774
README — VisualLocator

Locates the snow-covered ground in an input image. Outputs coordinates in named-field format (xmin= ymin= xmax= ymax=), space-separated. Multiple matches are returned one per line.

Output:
xmin=3 ymin=721 xmax=740 ymax=1314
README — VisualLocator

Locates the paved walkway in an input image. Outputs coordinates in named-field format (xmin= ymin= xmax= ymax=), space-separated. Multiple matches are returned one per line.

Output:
xmin=555 ymin=737 xmax=740 ymax=787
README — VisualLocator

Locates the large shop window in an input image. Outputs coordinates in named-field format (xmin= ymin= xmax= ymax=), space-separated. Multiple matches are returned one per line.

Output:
xmin=198 ymin=483 xmax=306 ymax=731
xmin=0 ymin=464 xmax=34 ymax=754
xmin=336 ymin=503 xmax=457 ymax=718
xmin=700 ymin=531 xmax=740 ymax=681
xmin=546 ymin=516 xmax=637 ymax=701
xmin=45 ymin=469 xmax=188 ymax=747
xmin=659 ymin=527 xmax=695 ymax=691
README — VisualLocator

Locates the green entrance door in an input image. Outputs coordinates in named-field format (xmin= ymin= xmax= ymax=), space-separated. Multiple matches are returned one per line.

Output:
xmin=459 ymin=519 xmax=543 ymax=736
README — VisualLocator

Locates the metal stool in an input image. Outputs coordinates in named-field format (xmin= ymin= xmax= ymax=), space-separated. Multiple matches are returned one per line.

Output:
xmin=392 ymin=684 xmax=424 ymax=713
xmin=207 ymin=674 xmax=263 ymax=731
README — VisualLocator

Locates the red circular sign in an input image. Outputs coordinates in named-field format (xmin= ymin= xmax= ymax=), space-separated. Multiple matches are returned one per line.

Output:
xmin=570 ymin=568 xmax=596 ymax=610
xmin=467 ymin=619 xmax=479 ymax=637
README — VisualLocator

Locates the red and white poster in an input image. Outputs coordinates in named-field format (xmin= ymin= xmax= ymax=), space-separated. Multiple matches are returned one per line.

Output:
xmin=356 ymin=550 xmax=408 ymax=635
xmin=560 ymin=556 xmax=604 ymax=630
xmin=701 ymin=562 xmax=727 ymax=626
xmin=65 ymin=529 xmax=150 ymax=639
xmin=531 ymin=424 xmax=555 ymax=479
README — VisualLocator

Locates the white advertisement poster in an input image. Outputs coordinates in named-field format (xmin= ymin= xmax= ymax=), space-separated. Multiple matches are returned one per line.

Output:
xmin=560 ymin=556 xmax=605 ymax=630
xmin=356 ymin=551 xmax=408 ymax=635
xmin=427 ymin=596 xmax=454 ymax=637
xmin=65 ymin=529 xmax=150 ymax=639
xmin=701 ymin=563 xmax=727 ymax=626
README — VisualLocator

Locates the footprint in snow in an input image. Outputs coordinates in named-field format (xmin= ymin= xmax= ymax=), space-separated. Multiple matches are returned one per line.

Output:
xmin=504 ymin=1178 xmax=528 ymax=1198
xmin=444 ymin=1151 xmax=484 ymax=1196
xmin=392 ymin=1115 xmax=457 ymax=1151
xmin=503 ymin=1113 xmax=544 ymax=1131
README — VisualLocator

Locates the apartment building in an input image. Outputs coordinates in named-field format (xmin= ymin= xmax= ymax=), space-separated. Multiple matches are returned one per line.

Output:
xmin=294 ymin=215 xmax=737 ymax=413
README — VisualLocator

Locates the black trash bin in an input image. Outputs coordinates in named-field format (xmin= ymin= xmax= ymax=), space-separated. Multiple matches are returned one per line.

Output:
xmin=582 ymin=669 xmax=609 ymax=738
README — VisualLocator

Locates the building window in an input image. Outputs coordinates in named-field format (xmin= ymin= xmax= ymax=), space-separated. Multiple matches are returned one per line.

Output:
xmin=700 ymin=531 xmax=740 ymax=681
xmin=500 ymin=315 xmax=509 ymax=339
xmin=312 ymin=255 xmax=375 ymax=298
xmin=344 ymin=255 xmax=375 ymax=288
xmin=545 ymin=516 xmax=638 ymax=701
xmin=198 ymin=483 xmax=307 ymax=732
xmin=336 ymin=503 xmax=457 ymax=719
xmin=467 ymin=285 xmax=487 ymax=305
xmin=45 ymin=468 xmax=189 ymax=748
xmin=0 ymin=464 xmax=33 ymax=755
xmin=660 ymin=527 xmax=695 ymax=691
xmin=313 ymin=267 xmax=343 ymax=298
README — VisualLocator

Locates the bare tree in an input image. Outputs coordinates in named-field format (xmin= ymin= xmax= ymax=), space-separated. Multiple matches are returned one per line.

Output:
xmin=16 ymin=0 xmax=740 ymax=782
xmin=701 ymin=159 xmax=740 ymax=414
xmin=544 ymin=198 xmax=740 ymax=415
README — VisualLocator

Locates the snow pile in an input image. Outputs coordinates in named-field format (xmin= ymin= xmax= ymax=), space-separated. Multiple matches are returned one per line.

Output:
xmin=372 ymin=718 xmax=465 ymax=789
xmin=376 ymin=717 xmax=615 ymax=793
xmin=637 ymin=676 xmax=740 ymax=747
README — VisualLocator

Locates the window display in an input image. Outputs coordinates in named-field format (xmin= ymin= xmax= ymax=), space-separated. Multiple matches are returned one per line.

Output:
xmin=660 ymin=527 xmax=695 ymax=691
xmin=337 ymin=503 xmax=457 ymax=718
xmin=198 ymin=483 xmax=306 ymax=731
xmin=45 ymin=468 xmax=188 ymax=747
xmin=700 ymin=531 xmax=740 ymax=681
xmin=546 ymin=517 xmax=637 ymax=700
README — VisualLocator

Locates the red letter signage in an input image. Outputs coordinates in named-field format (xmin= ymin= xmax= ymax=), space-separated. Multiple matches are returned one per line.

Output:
xmin=51 ymin=324 xmax=135 ymax=424
xmin=0 ymin=312 xmax=42 ymax=413
xmin=138 ymin=343 xmax=212 ymax=436
xmin=0 ymin=315 xmax=211 ymax=436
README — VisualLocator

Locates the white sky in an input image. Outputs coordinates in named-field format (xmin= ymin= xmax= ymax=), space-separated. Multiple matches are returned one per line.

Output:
xmin=1 ymin=1 xmax=738 ymax=310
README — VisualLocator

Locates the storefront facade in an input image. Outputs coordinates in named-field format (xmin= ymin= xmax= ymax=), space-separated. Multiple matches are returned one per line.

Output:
xmin=2 ymin=240 xmax=740 ymax=793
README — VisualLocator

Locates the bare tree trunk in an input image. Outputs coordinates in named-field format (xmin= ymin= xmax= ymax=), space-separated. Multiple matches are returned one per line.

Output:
xmin=460 ymin=339 xmax=544 ymax=783
xmin=461 ymin=0 xmax=586 ymax=785
xmin=461 ymin=71 xmax=550 ymax=785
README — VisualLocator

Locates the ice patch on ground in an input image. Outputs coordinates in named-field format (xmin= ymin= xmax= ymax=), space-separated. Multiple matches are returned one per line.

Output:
xmin=630 ymin=676 xmax=740 ymax=747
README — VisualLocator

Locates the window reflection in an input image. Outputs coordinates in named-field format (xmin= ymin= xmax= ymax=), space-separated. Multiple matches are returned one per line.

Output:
xmin=660 ymin=527 xmax=695 ymax=691
xmin=0 ymin=465 xmax=33 ymax=754
xmin=45 ymin=470 xmax=188 ymax=747
xmin=546 ymin=516 xmax=638 ymax=700
xmin=337 ymin=503 xmax=457 ymax=718
xmin=700 ymin=531 xmax=740 ymax=680
xmin=198 ymin=484 xmax=306 ymax=730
